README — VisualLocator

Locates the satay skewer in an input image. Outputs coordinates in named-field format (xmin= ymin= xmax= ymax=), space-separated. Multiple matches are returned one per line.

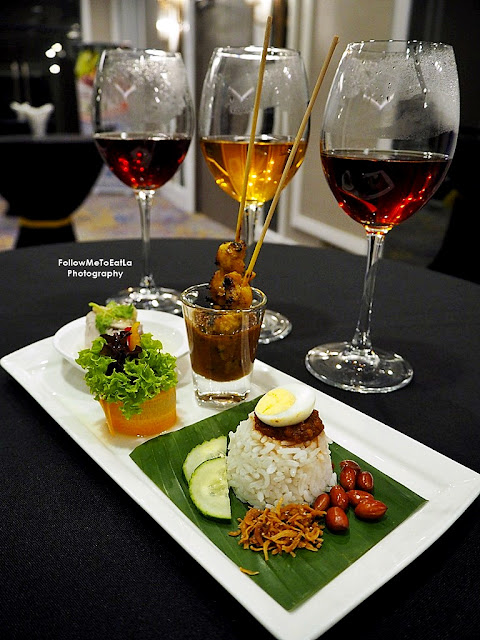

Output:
xmin=234 ymin=15 xmax=273 ymax=242
xmin=243 ymin=34 xmax=340 ymax=283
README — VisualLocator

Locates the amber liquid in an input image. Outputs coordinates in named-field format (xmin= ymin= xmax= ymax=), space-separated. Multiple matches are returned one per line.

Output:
xmin=94 ymin=133 xmax=191 ymax=191
xmin=321 ymin=149 xmax=450 ymax=231
xmin=200 ymin=136 xmax=307 ymax=203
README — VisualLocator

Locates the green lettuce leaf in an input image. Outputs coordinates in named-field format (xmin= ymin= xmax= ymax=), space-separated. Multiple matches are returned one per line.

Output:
xmin=76 ymin=333 xmax=177 ymax=419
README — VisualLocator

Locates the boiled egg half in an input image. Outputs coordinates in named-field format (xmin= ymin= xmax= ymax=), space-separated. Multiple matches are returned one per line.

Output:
xmin=255 ymin=383 xmax=316 ymax=427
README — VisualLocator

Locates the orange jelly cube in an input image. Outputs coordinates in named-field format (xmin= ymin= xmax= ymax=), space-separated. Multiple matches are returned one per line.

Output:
xmin=99 ymin=387 xmax=176 ymax=436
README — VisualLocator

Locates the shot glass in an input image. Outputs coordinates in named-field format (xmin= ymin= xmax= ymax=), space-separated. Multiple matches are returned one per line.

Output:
xmin=180 ymin=283 xmax=267 ymax=406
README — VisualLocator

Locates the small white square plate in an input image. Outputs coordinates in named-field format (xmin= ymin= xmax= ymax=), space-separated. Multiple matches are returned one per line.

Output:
xmin=53 ymin=309 xmax=189 ymax=370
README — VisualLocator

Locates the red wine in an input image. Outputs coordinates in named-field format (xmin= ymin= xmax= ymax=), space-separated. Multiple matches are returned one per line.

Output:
xmin=320 ymin=149 xmax=450 ymax=230
xmin=94 ymin=133 xmax=191 ymax=190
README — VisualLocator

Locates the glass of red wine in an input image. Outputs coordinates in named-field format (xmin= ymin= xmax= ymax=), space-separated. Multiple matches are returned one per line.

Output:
xmin=305 ymin=40 xmax=459 ymax=392
xmin=92 ymin=48 xmax=194 ymax=313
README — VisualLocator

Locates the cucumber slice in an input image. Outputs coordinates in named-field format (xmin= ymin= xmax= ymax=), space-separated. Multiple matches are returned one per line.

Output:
xmin=188 ymin=457 xmax=231 ymax=521
xmin=182 ymin=435 xmax=227 ymax=482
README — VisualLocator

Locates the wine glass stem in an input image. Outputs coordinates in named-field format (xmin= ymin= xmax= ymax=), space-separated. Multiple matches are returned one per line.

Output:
xmin=135 ymin=189 xmax=156 ymax=289
xmin=241 ymin=203 xmax=264 ymax=248
xmin=351 ymin=232 xmax=386 ymax=352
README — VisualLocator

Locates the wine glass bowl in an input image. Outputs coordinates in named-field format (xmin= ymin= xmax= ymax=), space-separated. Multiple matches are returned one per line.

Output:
xmin=92 ymin=48 xmax=194 ymax=313
xmin=199 ymin=46 xmax=309 ymax=342
xmin=306 ymin=40 xmax=459 ymax=392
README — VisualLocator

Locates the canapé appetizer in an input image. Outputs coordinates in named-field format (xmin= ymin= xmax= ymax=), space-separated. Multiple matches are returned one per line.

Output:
xmin=85 ymin=301 xmax=143 ymax=347
xmin=77 ymin=325 xmax=177 ymax=437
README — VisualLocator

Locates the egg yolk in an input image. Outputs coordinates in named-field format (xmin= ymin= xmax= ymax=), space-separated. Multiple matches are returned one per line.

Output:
xmin=255 ymin=388 xmax=296 ymax=416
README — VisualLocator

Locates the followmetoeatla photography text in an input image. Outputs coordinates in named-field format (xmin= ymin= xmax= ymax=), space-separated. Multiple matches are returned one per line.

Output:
xmin=58 ymin=258 xmax=133 ymax=279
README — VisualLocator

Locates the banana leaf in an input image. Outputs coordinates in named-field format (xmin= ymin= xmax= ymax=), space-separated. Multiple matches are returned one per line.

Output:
xmin=130 ymin=398 xmax=426 ymax=610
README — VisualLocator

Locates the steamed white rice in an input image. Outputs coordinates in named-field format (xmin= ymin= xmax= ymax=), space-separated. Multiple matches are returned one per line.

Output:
xmin=227 ymin=413 xmax=336 ymax=509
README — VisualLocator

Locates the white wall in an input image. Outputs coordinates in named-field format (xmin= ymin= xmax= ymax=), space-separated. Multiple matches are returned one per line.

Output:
xmin=279 ymin=0 xmax=412 ymax=252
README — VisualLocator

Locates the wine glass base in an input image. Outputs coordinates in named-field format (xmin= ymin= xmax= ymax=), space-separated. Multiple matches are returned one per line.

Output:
xmin=107 ymin=286 xmax=183 ymax=315
xmin=259 ymin=309 xmax=292 ymax=344
xmin=305 ymin=341 xmax=413 ymax=394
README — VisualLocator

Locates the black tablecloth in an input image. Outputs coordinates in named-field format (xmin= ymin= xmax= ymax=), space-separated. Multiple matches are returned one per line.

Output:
xmin=1 ymin=239 xmax=479 ymax=640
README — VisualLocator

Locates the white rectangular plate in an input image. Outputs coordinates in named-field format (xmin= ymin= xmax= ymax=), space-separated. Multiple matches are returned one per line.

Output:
xmin=2 ymin=337 xmax=480 ymax=640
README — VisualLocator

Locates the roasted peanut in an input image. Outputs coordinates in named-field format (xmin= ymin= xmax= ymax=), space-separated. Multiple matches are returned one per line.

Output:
xmin=356 ymin=470 xmax=374 ymax=492
xmin=325 ymin=506 xmax=349 ymax=532
xmin=346 ymin=489 xmax=374 ymax=507
xmin=339 ymin=459 xmax=361 ymax=471
xmin=355 ymin=499 xmax=388 ymax=521
xmin=329 ymin=484 xmax=349 ymax=510
xmin=313 ymin=492 xmax=331 ymax=512
xmin=339 ymin=466 xmax=357 ymax=491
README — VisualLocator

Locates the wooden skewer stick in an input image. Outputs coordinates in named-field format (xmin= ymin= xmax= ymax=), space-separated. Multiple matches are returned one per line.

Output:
xmin=244 ymin=34 xmax=340 ymax=282
xmin=234 ymin=15 xmax=273 ymax=242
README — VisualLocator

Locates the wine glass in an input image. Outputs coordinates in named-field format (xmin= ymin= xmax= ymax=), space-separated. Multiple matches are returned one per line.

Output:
xmin=306 ymin=40 xmax=459 ymax=392
xmin=199 ymin=46 xmax=309 ymax=343
xmin=92 ymin=48 xmax=194 ymax=313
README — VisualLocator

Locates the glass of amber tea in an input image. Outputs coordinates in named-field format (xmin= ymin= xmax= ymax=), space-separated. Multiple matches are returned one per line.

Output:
xmin=180 ymin=283 xmax=266 ymax=406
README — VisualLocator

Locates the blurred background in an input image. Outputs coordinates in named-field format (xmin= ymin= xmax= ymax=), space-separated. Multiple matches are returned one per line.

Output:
xmin=0 ymin=0 xmax=478 ymax=282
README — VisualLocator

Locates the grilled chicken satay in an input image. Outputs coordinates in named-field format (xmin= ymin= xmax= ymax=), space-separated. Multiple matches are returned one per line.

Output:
xmin=215 ymin=241 xmax=247 ymax=273
xmin=209 ymin=241 xmax=254 ymax=309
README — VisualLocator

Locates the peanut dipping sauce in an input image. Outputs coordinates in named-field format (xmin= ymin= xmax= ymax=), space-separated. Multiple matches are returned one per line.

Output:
xmin=184 ymin=312 xmax=261 ymax=382
xmin=254 ymin=410 xmax=324 ymax=444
